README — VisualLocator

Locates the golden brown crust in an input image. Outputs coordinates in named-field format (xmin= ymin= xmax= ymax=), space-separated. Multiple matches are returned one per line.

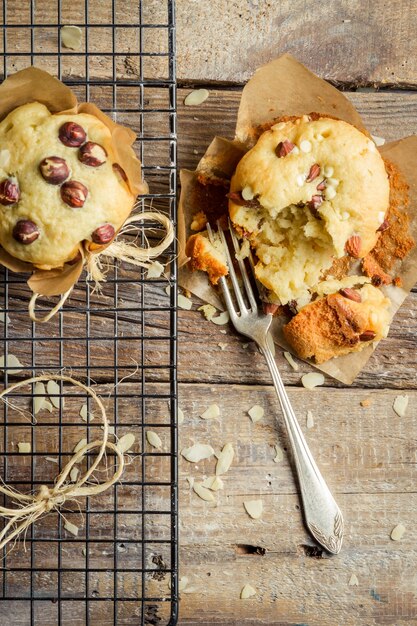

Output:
xmin=185 ymin=233 xmax=228 ymax=285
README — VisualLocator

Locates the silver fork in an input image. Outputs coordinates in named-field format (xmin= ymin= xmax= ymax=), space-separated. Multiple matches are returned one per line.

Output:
xmin=207 ymin=220 xmax=344 ymax=555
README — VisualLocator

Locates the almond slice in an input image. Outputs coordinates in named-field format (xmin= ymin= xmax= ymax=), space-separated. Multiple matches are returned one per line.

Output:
xmin=211 ymin=311 xmax=229 ymax=326
xmin=371 ymin=134 xmax=385 ymax=147
xmin=146 ymin=260 xmax=164 ymax=279
xmin=393 ymin=395 xmax=409 ymax=418
xmin=193 ymin=482 xmax=216 ymax=502
xmin=215 ymin=443 xmax=234 ymax=475
xmin=186 ymin=476 xmax=194 ymax=488
xmin=61 ymin=25 xmax=82 ymax=51
xmin=117 ymin=433 xmax=135 ymax=454
xmin=33 ymin=382 xmax=46 ymax=415
xmin=243 ymin=499 xmax=263 ymax=520
xmin=198 ymin=304 xmax=217 ymax=321
xmin=70 ymin=467 xmax=80 ymax=482
xmin=283 ymin=351 xmax=300 ymax=371
xmin=73 ymin=438 xmax=87 ymax=454
xmin=0 ymin=354 xmax=23 ymax=374
xmin=240 ymin=583 xmax=256 ymax=599
xmin=178 ymin=294 xmax=193 ymax=310
xmin=64 ymin=520 xmax=79 ymax=537
xmin=80 ymin=403 xmax=94 ymax=422
xmin=146 ymin=430 xmax=162 ymax=450
xmin=201 ymin=475 xmax=224 ymax=491
xmin=181 ymin=443 xmax=214 ymax=463
xmin=178 ymin=407 xmax=185 ymax=425
xmin=349 ymin=573 xmax=359 ymax=586
xmin=184 ymin=89 xmax=209 ymax=106
xmin=43 ymin=401 xmax=54 ymax=412
xmin=390 ymin=523 xmax=406 ymax=541
xmin=200 ymin=404 xmax=220 ymax=420
xmin=46 ymin=456 xmax=58 ymax=464
xmin=18 ymin=442 xmax=31 ymax=453
xmin=47 ymin=380 xmax=63 ymax=409
xmin=301 ymin=372 xmax=325 ymax=390
xmin=273 ymin=444 xmax=284 ymax=463
xmin=306 ymin=410 xmax=314 ymax=429
xmin=248 ymin=405 xmax=264 ymax=423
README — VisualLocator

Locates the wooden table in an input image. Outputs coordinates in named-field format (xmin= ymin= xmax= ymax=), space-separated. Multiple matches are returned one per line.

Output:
xmin=176 ymin=2 xmax=417 ymax=624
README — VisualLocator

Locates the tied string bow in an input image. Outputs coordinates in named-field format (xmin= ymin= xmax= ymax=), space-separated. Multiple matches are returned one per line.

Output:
xmin=0 ymin=375 xmax=126 ymax=551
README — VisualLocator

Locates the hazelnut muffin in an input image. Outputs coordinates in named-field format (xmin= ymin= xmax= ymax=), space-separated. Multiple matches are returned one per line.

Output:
xmin=0 ymin=102 xmax=136 ymax=269
xmin=228 ymin=115 xmax=390 ymax=307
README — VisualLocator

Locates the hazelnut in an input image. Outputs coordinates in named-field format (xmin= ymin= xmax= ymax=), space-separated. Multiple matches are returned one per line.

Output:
xmin=112 ymin=162 xmax=128 ymax=182
xmin=58 ymin=121 xmax=86 ymax=147
xmin=78 ymin=141 xmax=107 ymax=167
xmin=39 ymin=156 xmax=70 ymax=185
xmin=91 ymin=223 xmax=115 ymax=244
xmin=60 ymin=180 xmax=88 ymax=208
xmin=0 ymin=177 xmax=20 ymax=205
xmin=359 ymin=330 xmax=376 ymax=341
xmin=13 ymin=219 xmax=39 ymax=244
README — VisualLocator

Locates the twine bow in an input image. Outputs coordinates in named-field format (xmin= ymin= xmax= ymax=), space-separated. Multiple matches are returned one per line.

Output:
xmin=0 ymin=375 xmax=126 ymax=551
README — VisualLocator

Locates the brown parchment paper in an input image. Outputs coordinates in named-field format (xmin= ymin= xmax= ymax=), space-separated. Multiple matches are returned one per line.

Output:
xmin=0 ymin=67 xmax=147 ymax=297
xmin=179 ymin=53 xmax=417 ymax=385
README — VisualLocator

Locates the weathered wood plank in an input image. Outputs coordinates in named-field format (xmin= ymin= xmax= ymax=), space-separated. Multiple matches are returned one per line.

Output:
xmin=176 ymin=0 xmax=417 ymax=87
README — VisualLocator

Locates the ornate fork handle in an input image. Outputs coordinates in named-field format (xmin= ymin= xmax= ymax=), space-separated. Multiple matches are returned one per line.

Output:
xmin=260 ymin=340 xmax=344 ymax=554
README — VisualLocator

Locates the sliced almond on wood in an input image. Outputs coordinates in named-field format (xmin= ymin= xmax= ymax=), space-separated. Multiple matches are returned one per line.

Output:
xmin=46 ymin=456 xmax=58 ymax=464
xmin=47 ymin=380 xmax=63 ymax=409
xmin=248 ymin=405 xmax=264 ymax=423
xmin=0 ymin=354 xmax=23 ymax=374
xmin=200 ymin=404 xmax=220 ymax=420
xmin=393 ymin=395 xmax=409 ymax=418
xmin=243 ymin=499 xmax=263 ymax=520
xmin=73 ymin=438 xmax=87 ymax=454
xmin=301 ymin=372 xmax=324 ymax=389
xmin=390 ymin=523 xmax=406 ymax=541
xmin=33 ymin=382 xmax=46 ymax=415
xmin=43 ymin=401 xmax=53 ymax=412
xmin=18 ymin=442 xmax=31 ymax=453
xmin=198 ymin=304 xmax=217 ymax=321
xmin=186 ymin=476 xmax=195 ymax=488
xmin=117 ymin=433 xmax=135 ymax=454
xmin=64 ymin=520 xmax=79 ymax=537
xmin=178 ymin=407 xmax=184 ymax=425
xmin=215 ymin=443 xmax=234 ymax=475
xmin=211 ymin=311 xmax=229 ymax=326
xmin=273 ymin=444 xmax=284 ymax=463
xmin=70 ymin=467 xmax=80 ymax=482
xmin=61 ymin=25 xmax=82 ymax=50
xmin=184 ymin=89 xmax=209 ymax=106
xmin=201 ymin=475 xmax=224 ymax=491
xmin=193 ymin=482 xmax=216 ymax=502
xmin=146 ymin=430 xmax=162 ymax=450
xmin=349 ymin=573 xmax=359 ymax=586
xmin=240 ymin=583 xmax=256 ymax=599
xmin=146 ymin=260 xmax=164 ymax=279
xmin=80 ymin=404 xmax=93 ymax=422
xmin=178 ymin=294 xmax=193 ymax=310
xmin=181 ymin=443 xmax=214 ymax=463
xmin=283 ymin=351 xmax=300 ymax=371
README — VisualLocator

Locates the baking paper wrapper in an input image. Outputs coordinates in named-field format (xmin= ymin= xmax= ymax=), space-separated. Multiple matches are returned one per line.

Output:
xmin=179 ymin=54 xmax=417 ymax=385
xmin=0 ymin=67 xmax=148 ymax=297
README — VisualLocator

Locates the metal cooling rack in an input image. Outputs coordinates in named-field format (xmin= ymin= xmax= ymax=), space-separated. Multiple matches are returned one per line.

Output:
xmin=0 ymin=1 xmax=178 ymax=624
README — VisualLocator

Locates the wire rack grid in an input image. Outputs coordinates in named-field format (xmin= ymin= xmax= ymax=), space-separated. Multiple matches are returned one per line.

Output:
xmin=0 ymin=0 xmax=178 ymax=624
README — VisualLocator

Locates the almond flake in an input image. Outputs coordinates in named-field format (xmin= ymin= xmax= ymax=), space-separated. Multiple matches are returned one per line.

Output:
xmin=243 ymin=500 xmax=263 ymax=520
xmin=18 ymin=442 xmax=31 ymax=453
xmin=349 ymin=573 xmax=359 ymax=586
xmin=70 ymin=467 xmax=79 ymax=482
xmin=33 ymin=382 xmax=46 ymax=415
xmin=218 ymin=342 xmax=227 ymax=351
xmin=215 ymin=443 xmax=234 ymax=475
xmin=178 ymin=294 xmax=193 ymax=310
xmin=0 ymin=311 xmax=10 ymax=324
xmin=117 ymin=433 xmax=135 ymax=454
xmin=61 ymin=25 xmax=82 ymax=50
xmin=178 ymin=407 xmax=185 ymax=425
xmin=200 ymin=404 xmax=220 ymax=420
xmin=240 ymin=583 xmax=256 ymax=599
xmin=43 ymin=401 xmax=53 ymax=412
xmin=181 ymin=443 xmax=214 ymax=463
xmin=146 ymin=430 xmax=162 ymax=450
xmin=186 ymin=476 xmax=194 ymax=488
xmin=211 ymin=311 xmax=229 ymax=325
xmin=0 ymin=354 xmax=23 ymax=374
xmin=201 ymin=475 xmax=224 ymax=491
xmin=146 ymin=260 xmax=164 ymax=279
xmin=393 ymin=395 xmax=409 ymax=418
xmin=390 ymin=523 xmax=406 ymax=541
xmin=273 ymin=444 xmax=284 ymax=463
xmin=248 ymin=405 xmax=264 ymax=423
xmin=64 ymin=520 xmax=79 ymax=537
xmin=283 ymin=351 xmax=299 ymax=371
xmin=80 ymin=403 xmax=94 ymax=422
xmin=73 ymin=438 xmax=87 ymax=454
xmin=198 ymin=304 xmax=217 ymax=321
xmin=193 ymin=482 xmax=216 ymax=502
xmin=306 ymin=410 xmax=314 ymax=429
xmin=47 ymin=380 xmax=63 ymax=409
xmin=184 ymin=89 xmax=209 ymax=106
xmin=179 ymin=576 xmax=189 ymax=592
xmin=301 ymin=372 xmax=325 ymax=390
xmin=46 ymin=456 xmax=58 ymax=464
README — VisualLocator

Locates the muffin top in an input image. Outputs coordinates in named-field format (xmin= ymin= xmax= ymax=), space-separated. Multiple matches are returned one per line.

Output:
xmin=229 ymin=115 xmax=390 ymax=306
xmin=0 ymin=102 xmax=136 ymax=269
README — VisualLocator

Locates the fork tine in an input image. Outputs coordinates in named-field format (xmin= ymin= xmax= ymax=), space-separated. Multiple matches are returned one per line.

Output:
xmin=228 ymin=220 xmax=258 ymax=312
xmin=215 ymin=221 xmax=248 ymax=314
xmin=206 ymin=222 xmax=238 ymax=317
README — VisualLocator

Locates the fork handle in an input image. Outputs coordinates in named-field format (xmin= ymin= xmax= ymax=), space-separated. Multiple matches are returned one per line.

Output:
xmin=260 ymin=342 xmax=344 ymax=554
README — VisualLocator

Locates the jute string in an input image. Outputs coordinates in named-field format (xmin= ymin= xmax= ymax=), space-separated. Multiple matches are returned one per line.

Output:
xmin=0 ymin=375 xmax=126 ymax=551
